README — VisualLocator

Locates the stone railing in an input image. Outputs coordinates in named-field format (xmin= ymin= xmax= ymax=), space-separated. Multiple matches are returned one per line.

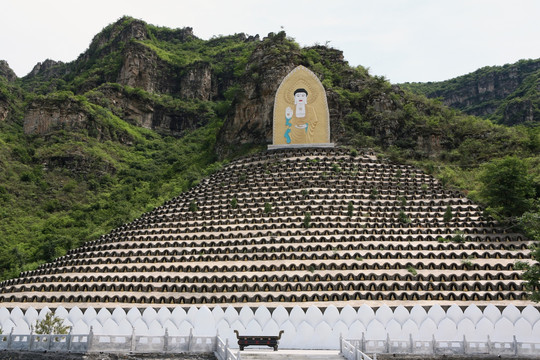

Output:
xmin=215 ymin=335 xmax=240 ymax=360
xmin=0 ymin=328 xmax=217 ymax=354
xmin=342 ymin=333 xmax=540 ymax=357
xmin=341 ymin=337 xmax=375 ymax=360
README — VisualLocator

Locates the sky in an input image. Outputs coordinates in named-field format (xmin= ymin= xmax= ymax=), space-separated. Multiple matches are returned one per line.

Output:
xmin=1 ymin=0 xmax=540 ymax=84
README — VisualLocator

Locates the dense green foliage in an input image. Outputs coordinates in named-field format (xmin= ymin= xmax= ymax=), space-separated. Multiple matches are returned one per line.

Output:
xmin=479 ymin=156 xmax=537 ymax=217
xmin=0 ymin=97 xmax=224 ymax=279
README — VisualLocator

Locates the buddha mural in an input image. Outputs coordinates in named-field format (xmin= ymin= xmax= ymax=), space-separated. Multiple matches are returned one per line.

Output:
xmin=272 ymin=65 xmax=330 ymax=146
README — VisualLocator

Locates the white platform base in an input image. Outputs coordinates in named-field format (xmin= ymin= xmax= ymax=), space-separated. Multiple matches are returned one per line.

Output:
xmin=268 ymin=143 xmax=335 ymax=150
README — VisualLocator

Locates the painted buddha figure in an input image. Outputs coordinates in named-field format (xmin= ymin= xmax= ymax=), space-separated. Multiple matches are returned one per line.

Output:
xmin=272 ymin=65 xmax=330 ymax=147
xmin=284 ymin=88 xmax=319 ymax=144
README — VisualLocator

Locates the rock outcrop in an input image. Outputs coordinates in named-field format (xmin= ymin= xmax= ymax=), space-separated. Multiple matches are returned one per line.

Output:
xmin=42 ymin=149 xmax=117 ymax=178
xmin=217 ymin=33 xmax=300 ymax=155
xmin=179 ymin=62 xmax=216 ymax=101
xmin=0 ymin=101 xmax=9 ymax=122
xmin=0 ymin=61 xmax=17 ymax=122
xmin=0 ymin=60 xmax=17 ymax=82
xmin=22 ymin=95 xmax=134 ymax=144
xmin=23 ymin=97 xmax=89 ymax=135
xmin=26 ymin=59 xmax=66 ymax=79
xmin=116 ymin=43 xmax=217 ymax=100
xmin=117 ymin=41 xmax=177 ymax=94
xmin=86 ymin=84 xmax=211 ymax=136
xmin=502 ymin=97 xmax=535 ymax=126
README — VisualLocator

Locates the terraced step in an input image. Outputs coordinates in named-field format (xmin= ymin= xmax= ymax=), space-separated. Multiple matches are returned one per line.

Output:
xmin=0 ymin=147 xmax=533 ymax=309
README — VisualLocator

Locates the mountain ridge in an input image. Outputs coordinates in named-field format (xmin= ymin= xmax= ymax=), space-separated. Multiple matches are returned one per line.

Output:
xmin=401 ymin=58 xmax=540 ymax=126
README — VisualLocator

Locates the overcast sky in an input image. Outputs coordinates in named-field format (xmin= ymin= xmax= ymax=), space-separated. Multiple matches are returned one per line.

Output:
xmin=2 ymin=0 xmax=540 ymax=83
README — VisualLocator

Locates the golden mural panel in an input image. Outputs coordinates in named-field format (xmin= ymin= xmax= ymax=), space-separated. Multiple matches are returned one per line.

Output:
xmin=272 ymin=66 xmax=330 ymax=146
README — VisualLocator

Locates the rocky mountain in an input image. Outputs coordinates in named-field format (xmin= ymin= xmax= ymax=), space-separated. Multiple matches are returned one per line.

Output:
xmin=401 ymin=59 xmax=540 ymax=126
xmin=0 ymin=60 xmax=17 ymax=83
xmin=0 ymin=16 xmax=538 ymax=282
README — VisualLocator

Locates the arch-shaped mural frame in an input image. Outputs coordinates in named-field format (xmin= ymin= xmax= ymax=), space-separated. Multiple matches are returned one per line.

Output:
xmin=271 ymin=65 xmax=332 ymax=148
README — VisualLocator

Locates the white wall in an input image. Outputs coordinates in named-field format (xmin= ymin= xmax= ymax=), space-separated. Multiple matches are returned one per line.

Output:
xmin=1 ymin=304 xmax=539 ymax=350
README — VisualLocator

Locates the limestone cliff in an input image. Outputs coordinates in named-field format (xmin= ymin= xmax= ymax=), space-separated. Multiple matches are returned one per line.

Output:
xmin=117 ymin=41 xmax=177 ymax=95
xmin=0 ymin=101 xmax=8 ymax=122
xmin=86 ymin=84 xmax=212 ymax=136
xmin=22 ymin=94 xmax=134 ymax=144
xmin=0 ymin=61 xmax=18 ymax=122
xmin=19 ymin=17 xmax=232 ymax=138
xmin=216 ymin=32 xmax=300 ymax=155
xmin=179 ymin=61 xmax=216 ymax=101
xmin=0 ymin=60 xmax=17 ymax=82
xmin=402 ymin=59 xmax=540 ymax=125
xmin=23 ymin=97 xmax=89 ymax=135
xmin=27 ymin=59 xmax=66 ymax=79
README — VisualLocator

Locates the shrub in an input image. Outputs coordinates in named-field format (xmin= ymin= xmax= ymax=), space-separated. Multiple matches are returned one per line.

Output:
xmin=303 ymin=212 xmax=311 ymax=228
xmin=332 ymin=163 xmax=341 ymax=173
xmin=347 ymin=201 xmax=354 ymax=217
xmin=452 ymin=231 xmax=466 ymax=243
xmin=189 ymin=200 xmax=198 ymax=212
xmin=515 ymin=247 xmax=540 ymax=302
xmin=443 ymin=205 xmax=453 ymax=223
xmin=34 ymin=312 xmax=69 ymax=335
xmin=264 ymin=202 xmax=272 ymax=213
xmin=398 ymin=210 xmax=411 ymax=224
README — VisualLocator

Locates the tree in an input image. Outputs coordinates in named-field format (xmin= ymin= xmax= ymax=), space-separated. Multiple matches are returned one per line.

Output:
xmin=515 ymin=206 xmax=540 ymax=302
xmin=303 ymin=212 xmax=311 ymax=228
xmin=516 ymin=249 xmax=540 ymax=302
xmin=443 ymin=205 xmax=453 ymax=223
xmin=347 ymin=201 xmax=354 ymax=217
xmin=479 ymin=156 xmax=536 ymax=217
xmin=34 ymin=312 xmax=69 ymax=335
xmin=189 ymin=200 xmax=198 ymax=212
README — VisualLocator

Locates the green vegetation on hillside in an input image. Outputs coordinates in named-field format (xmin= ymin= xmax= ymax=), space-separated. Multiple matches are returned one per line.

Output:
xmin=0 ymin=94 xmax=224 ymax=279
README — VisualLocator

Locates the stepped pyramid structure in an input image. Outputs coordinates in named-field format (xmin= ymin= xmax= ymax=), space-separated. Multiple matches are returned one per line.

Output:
xmin=0 ymin=65 xmax=534 ymax=311
xmin=0 ymin=146 xmax=533 ymax=309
